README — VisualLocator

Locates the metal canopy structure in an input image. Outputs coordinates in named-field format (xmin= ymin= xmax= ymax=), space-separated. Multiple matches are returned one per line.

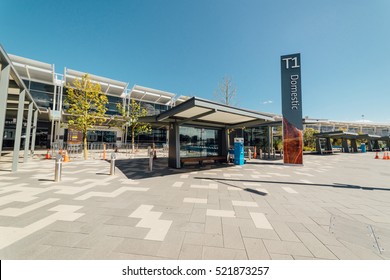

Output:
xmin=65 ymin=68 xmax=128 ymax=97
xmin=314 ymin=131 xmax=384 ymax=153
xmin=1 ymin=45 xmax=41 ymax=171
xmin=174 ymin=95 xmax=191 ymax=106
xmin=128 ymin=84 xmax=175 ymax=105
xmin=142 ymin=97 xmax=275 ymax=128
xmin=140 ymin=97 xmax=275 ymax=169
xmin=9 ymin=54 xmax=55 ymax=85
xmin=314 ymin=131 xmax=358 ymax=139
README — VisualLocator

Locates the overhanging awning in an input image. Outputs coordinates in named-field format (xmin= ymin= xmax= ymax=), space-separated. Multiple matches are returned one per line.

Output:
xmin=314 ymin=131 xmax=383 ymax=141
xmin=9 ymin=54 xmax=55 ymax=85
xmin=65 ymin=68 xmax=128 ymax=97
xmin=356 ymin=134 xmax=382 ymax=140
xmin=140 ymin=97 xmax=275 ymax=128
xmin=128 ymin=85 xmax=176 ymax=105
xmin=314 ymin=131 xmax=358 ymax=139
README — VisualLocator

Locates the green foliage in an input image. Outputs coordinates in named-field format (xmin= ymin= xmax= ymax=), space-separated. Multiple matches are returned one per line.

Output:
xmin=64 ymin=74 xmax=108 ymax=159
xmin=274 ymin=138 xmax=283 ymax=151
xmin=115 ymin=99 xmax=151 ymax=152
xmin=303 ymin=127 xmax=319 ymax=150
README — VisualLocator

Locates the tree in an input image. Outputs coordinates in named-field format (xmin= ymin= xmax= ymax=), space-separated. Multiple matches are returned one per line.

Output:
xmin=303 ymin=127 xmax=319 ymax=151
xmin=64 ymin=74 xmax=108 ymax=159
xmin=214 ymin=76 xmax=237 ymax=106
xmin=115 ymin=99 xmax=151 ymax=153
xmin=214 ymin=76 xmax=237 ymax=148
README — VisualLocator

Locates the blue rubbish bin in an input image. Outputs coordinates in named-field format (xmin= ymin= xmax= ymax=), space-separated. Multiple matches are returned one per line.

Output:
xmin=360 ymin=143 xmax=366 ymax=153
xmin=233 ymin=138 xmax=245 ymax=165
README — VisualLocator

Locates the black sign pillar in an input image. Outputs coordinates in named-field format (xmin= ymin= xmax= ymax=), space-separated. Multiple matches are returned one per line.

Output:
xmin=281 ymin=53 xmax=303 ymax=165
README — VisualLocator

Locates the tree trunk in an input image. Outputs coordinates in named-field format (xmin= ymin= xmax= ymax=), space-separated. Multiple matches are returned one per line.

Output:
xmin=83 ymin=132 xmax=88 ymax=160
xmin=131 ymin=128 xmax=135 ymax=154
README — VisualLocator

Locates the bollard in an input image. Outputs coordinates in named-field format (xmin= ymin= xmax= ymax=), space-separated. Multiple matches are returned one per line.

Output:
xmin=148 ymin=146 xmax=153 ymax=171
xmin=54 ymin=154 xmax=62 ymax=182
xmin=110 ymin=152 xmax=116 ymax=175
xmin=259 ymin=149 xmax=263 ymax=159
xmin=248 ymin=149 xmax=252 ymax=160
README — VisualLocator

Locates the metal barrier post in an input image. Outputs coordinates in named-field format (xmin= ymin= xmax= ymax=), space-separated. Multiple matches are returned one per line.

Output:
xmin=54 ymin=154 xmax=62 ymax=182
xmin=110 ymin=152 xmax=116 ymax=175
xmin=248 ymin=149 xmax=252 ymax=160
xmin=148 ymin=146 xmax=153 ymax=171
xmin=259 ymin=149 xmax=263 ymax=159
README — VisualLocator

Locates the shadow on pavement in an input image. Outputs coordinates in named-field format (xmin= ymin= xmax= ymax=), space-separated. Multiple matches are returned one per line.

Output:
xmin=114 ymin=158 xmax=233 ymax=179
xmin=194 ymin=177 xmax=390 ymax=192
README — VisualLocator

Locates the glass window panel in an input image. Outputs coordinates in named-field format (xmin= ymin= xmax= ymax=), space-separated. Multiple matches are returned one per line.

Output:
xmin=180 ymin=126 xmax=221 ymax=158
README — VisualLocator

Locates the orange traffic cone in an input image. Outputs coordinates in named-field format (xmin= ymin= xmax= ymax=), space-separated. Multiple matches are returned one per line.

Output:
xmin=375 ymin=152 xmax=379 ymax=159
xmin=386 ymin=152 xmax=390 ymax=160
xmin=63 ymin=151 xmax=70 ymax=162
xmin=383 ymin=152 xmax=388 ymax=160
xmin=253 ymin=146 xmax=257 ymax=159
xmin=45 ymin=149 xmax=51 ymax=159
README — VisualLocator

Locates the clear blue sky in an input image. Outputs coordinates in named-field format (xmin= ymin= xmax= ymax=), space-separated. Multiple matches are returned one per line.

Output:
xmin=1 ymin=0 xmax=389 ymax=122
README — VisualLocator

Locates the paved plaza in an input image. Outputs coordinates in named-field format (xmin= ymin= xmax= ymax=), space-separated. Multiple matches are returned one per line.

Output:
xmin=0 ymin=152 xmax=390 ymax=260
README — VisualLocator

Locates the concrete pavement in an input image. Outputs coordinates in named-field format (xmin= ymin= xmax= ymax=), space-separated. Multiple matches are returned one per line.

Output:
xmin=0 ymin=152 xmax=390 ymax=260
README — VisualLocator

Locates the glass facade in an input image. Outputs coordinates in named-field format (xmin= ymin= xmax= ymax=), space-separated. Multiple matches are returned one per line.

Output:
xmin=63 ymin=129 xmax=117 ymax=143
xmin=179 ymin=126 xmax=221 ymax=158
xmin=106 ymin=96 xmax=123 ymax=116
xmin=24 ymin=80 xmax=55 ymax=110
xmin=140 ymin=101 xmax=169 ymax=116
xmin=133 ymin=128 xmax=167 ymax=147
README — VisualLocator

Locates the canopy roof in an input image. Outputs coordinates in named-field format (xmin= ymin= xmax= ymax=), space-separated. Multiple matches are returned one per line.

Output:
xmin=174 ymin=95 xmax=191 ymax=106
xmin=65 ymin=68 xmax=128 ymax=97
xmin=9 ymin=54 xmax=55 ymax=85
xmin=128 ymin=85 xmax=176 ymax=105
xmin=314 ymin=131 xmax=382 ymax=140
xmin=141 ymin=97 xmax=275 ymax=128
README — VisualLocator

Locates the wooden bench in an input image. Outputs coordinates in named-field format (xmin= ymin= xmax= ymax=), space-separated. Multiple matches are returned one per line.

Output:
xmin=180 ymin=156 xmax=227 ymax=167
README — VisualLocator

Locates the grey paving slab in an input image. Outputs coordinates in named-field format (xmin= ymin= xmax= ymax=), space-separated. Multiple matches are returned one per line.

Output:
xmin=156 ymin=230 xmax=185 ymax=259
xmin=202 ymin=246 xmax=248 ymax=260
xmin=270 ymin=221 xmax=300 ymax=242
xmin=270 ymin=253 xmax=294 ymax=260
xmin=179 ymin=244 xmax=203 ymax=260
xmin=41 ymin=231 xmax=89 ymax=247
xmin=184 ymin=232 xmax=223 ymax=247
xmin=204 ymin=216 xmax=222 ymax=234
xmin=243 ymin=237 xmax=270 ymax=259
xmin=35 ymin=246 xmax=90 ymax=260
xmin=263 ymin=239 xmax=313 ymax=257
xmin=114 ymin=238 xmax=162 ymax=257
xmin=294 ymin=231 xmax=338 ymax=259
xmin=222 ymin=224 xmax=245 ymax=249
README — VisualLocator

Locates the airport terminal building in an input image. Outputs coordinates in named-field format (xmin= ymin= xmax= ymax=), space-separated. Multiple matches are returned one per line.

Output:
xmin=1 ymin=44 xmax=390 ymax=170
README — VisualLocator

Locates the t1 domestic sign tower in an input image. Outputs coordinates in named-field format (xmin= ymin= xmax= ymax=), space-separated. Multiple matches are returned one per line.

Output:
xmin=281 ymin=53 xmax=303 ymax=165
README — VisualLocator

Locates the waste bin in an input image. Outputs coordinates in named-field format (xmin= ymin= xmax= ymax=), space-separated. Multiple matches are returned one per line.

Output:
xmin=360 ymin=143 xmax=366 ymax=153
xmin=234 ymin=138 xmax=245 ymax=165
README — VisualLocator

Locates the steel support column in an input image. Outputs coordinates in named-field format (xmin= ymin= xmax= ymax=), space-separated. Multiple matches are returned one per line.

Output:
xmin=0 ymin=64 xmax=11 ymax=158
xmin=30 ymin=109 xmax=38 ymax=155
xmin=24 ymin=102 xmax=33 ymax=162
xmin=12 ymin=90 xmax=26 ymax=172
xmin=268 ymin=126 xmax=273 ymax=158
xmin=168 ymin=122 xmax=180 ymax=168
